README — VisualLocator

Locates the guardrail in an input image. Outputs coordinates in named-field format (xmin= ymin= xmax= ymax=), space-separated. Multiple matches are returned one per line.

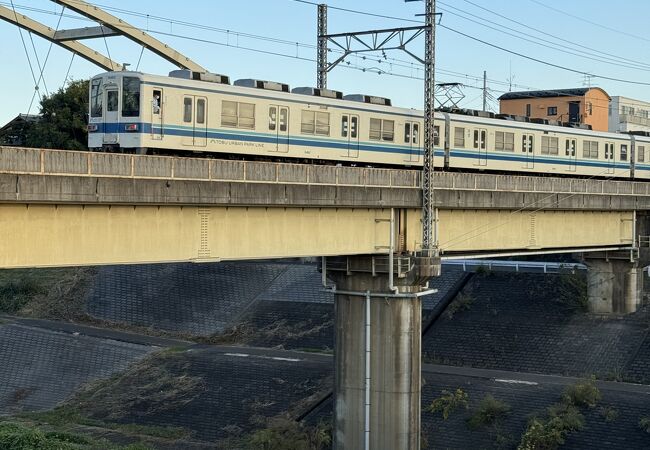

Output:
xmin=0 ymin=146 xmax=419 ymax=188
xmin=1 ymin=146 xmax=649 ymax=196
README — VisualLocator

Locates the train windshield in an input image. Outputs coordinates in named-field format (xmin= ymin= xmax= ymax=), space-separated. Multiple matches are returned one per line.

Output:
xmin=122 ymin=77 xmax=141 ymax=117
xmin=90 ymin=78 xmax=103 ymax=118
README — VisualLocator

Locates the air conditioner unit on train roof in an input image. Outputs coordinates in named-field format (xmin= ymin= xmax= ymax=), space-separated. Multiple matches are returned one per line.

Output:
xmin=343 ymin=94 xmax=392 ymax=107
xmin=168 ymin=69 xmax=230 ymax=85
xmin=234 ymin=79 xmax=290 ymax=92
xmin=292 ymin=87 xmax=343 ymax=99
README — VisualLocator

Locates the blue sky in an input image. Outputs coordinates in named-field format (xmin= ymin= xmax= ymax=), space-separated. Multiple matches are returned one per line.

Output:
xmin=1 ymin=0 xmax=650 ymax=125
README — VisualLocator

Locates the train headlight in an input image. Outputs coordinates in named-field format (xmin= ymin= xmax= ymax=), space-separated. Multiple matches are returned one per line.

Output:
xmin=87 ymin=124 xmax=98 ymax=132
xmin=124 ymin=124 xmax=139 ymax=132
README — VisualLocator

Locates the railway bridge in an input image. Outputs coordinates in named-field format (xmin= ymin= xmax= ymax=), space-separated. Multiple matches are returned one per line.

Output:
xmin=1 ymin=145 xmax=649 ymax=449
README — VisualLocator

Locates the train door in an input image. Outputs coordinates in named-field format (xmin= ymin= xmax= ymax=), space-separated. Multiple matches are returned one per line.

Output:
xmin=269 ymin=105 xmax=290 ymax=153
xmin=522 ymin=134 xmax=534 ymax=169
xmin=182 ymin=96 xmax=207 ymax=147
xmin=103 ymin=86 xmax=119 ymax=145
xmin=342 ymin=114 xmax=360 ymax=157
xmin=565 ymin=138 xmax=577 ymax=172
xmin=605 ymin=142 xmax=615 ymax=174
xmin=473 ymin=128 xmax=487 ymax=166
xmin=404 ymin=121 xmax=421 ymax=163
xmin=151 ymin=88 xmax=164 ymax=140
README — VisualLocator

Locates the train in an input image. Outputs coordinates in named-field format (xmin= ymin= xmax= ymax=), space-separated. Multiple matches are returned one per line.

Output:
xmin=87 ymin=69 xmax=650 ymax=179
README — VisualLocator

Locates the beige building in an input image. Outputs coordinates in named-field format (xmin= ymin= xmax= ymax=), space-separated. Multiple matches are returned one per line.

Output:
xmin=498 ymin=87 xmax=610 ymax=132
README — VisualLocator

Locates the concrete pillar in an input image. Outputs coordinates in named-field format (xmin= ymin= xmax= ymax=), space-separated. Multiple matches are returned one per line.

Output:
xmin=586 ymin=259 xmax=642 ymax=314
xmin=330 ymin=270 xmax=427 ymax=450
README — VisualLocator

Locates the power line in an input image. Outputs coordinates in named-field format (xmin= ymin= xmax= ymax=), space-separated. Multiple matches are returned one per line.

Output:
xmin=527 ymin=0 xmax=650 ymax=44
xmin=438 ymin=1 xmax=650 ymax=73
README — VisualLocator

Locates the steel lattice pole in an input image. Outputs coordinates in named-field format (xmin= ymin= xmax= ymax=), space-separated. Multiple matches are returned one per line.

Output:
xmin=317 ymin=4 xmax=327 ymax=89
xmin=422 ymin=0 xmax=436 ymax=252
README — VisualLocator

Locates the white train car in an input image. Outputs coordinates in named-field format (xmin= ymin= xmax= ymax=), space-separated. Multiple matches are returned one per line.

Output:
xmin=87 ymin=69 xmax=650 ymax=180
xmin=88 ymin=70 xmax=432 ymax=167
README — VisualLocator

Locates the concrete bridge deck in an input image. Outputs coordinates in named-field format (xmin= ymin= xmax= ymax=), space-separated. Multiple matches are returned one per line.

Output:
xmin=0 ymin=146 xmax=640 ymax=268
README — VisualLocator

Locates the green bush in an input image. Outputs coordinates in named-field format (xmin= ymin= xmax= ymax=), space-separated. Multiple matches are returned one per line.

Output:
xmin=600 ymin=406 xmax=619 ymax=423
xmin=444 ymin=293 xmax=474 ymax=319
xmin=563 ymin=377 xmax=601 ymax=408
xmin=0 ymin=278 xmax=42 ymax=313
xmin=426 ymin=388 xmax=469 ymax=420
xmin=0 ymin=422 xmax=77 ymax=450
xmin=467 ymin=394 xmax=511 ymax=429
xmin=518 ymin=405 xmax=584 ymax=450
xmin=639 ymin=416 xmax=650 ymax=434
xmin=247 ymin=419 xmax=331 ymax=450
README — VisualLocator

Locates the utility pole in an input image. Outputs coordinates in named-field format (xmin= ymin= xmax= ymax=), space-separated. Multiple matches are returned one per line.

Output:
xmin=482 ymin=70 xmax=487 ymax=112
xmin=317 ymin=3 xmax=327 ymax=89
xmin=422 ymin=0 xmax=437 ymax=253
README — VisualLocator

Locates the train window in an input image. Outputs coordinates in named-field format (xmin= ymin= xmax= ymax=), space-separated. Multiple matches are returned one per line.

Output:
xmin=122 ymin=77 xmax=140 ymax=117
xmin=269 ymin=107 xmax=277 ymax=131
xmin=280 ymin=108 xmax=288 ymax=132
xmin=315 ymin=112 xmax=330 ymax=136
xmin=565 ymin=139 xmax=576 ymax=156
xmin=434 ymin=125 xmax=440 ymax=146
xmin=107 ymin=91 xmax=118 ymax=112
xmin=541 ymin=136 xmax=558 ymax=155
xmin=404 ymin=123 xmax=411 ymax=143
xmin=495 ymin=131 xmax=514 ymax=152
xmin=351 ymin=116 xmax=358 ymax=139
xmin=369 ymin=118 xmax=393 ymax=141
xmin=412 ymin=123 xmax=419 ymax=145
xmin=382 ymin=120 xmax=394 ymax=141
xmin=473 ymin=130 xmax=479 ymax=149
xmin=152 ymin=90 xmax=161 ymax=114
xmin=183 ymin=98 xmax=193 ymax=123
xmin=90 ymin=78 xmax=103 ymax=118
xmin=454 ymin=128 xmax=465 ymax=147
xmin=481 ymin=130 xmax=487 ymax=150
xmin=621 ymin=144 xmax=628 ymax=161
xmin=638 ymin=146 xmax=645 ymax=162
xmin=369 ymin=118 xmax=382 ymax=140
xmin=583 ymin=140 xmax=599 ymax=159
xmin=239 ymin=103 xmax=256 ymax=129
xmin=342 ymin=116 xmax=349 ymax=138
xmin=223 ymin=101 xmax=255 ymax=129
xmin=197 ymin=99 xmax=206 ymax=124
xmin=301 ymin=111 xmax=329 ymax=135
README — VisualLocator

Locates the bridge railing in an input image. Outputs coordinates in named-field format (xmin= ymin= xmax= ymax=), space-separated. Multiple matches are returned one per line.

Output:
xmin=1 ymin=145 xmax=649 ymax=196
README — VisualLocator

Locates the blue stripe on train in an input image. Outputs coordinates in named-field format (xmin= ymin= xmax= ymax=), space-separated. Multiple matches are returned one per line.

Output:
xmin=90 ymin=122 xmax=643 ymax=172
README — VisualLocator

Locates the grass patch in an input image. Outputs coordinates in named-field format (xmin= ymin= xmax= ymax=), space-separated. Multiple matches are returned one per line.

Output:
xmin=555 ymin=272 xmax=588 ymax=312
xmin=467 ymin=394 xmax=511 ymax=429
xmin=639 ymin=416 xmax=650 ymax=434
xmin=0 ymin=267 xmax=95 ymax=319
xmin=444 ymin=292 xmax=474 ymax=320
xmin=426 ymin=388 xmax=469 ymax=420
xmin=518 ymin=378 xmax=601 ymax=450
xmin=600 ymin=406 xmax=619 ymax=423
xmin=245 ymin=418 xmax=331 ymax=450
xmin=0 ymin=421 xmax=153 ymax=450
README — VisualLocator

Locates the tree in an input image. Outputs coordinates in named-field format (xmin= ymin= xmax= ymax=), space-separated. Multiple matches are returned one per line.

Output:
xmin=25 ymin=79 xmax=89 ymax=150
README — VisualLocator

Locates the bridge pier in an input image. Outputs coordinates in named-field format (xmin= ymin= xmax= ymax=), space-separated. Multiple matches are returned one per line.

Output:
xmin=325 ymin=255 xmax=439 ymax=450
xmin=584 ymin=257 xmax=642 ymax=314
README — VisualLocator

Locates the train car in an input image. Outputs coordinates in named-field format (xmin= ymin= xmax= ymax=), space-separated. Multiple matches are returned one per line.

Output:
xmin=87 ymin=69 xmax=648 ymax=180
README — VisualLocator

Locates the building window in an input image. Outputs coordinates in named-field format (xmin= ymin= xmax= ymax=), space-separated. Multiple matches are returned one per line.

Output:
xmin=222 ymin=100 xmax=255 ymax=129
xmin=621 ymin=144 xmax=628 ymax=161
xmin=495 ymin=131 xmax=514 ymax=152
xmin=454 ymin=127 xmax=465 ymax=147
xmin=547 ymin=106 xmax=557 ymax=116
xmin=641 ymin=110 xmax=649 ymax=119
xmin=369 ymin=118 xmax=394 ymax=141
xmin=638 ymin=146 xmax=645 ymax=162
xmin=587 ymin=102 xmax=593 ymax=115
xmin=525 ymin=103 xmax=531 ymax=117
xmin=583 ymin=140 xmax=598 ymax=159
xmin=621 ymin=105 xmax=635 ymax=116
xmin=541 ymin=136 xmax=559 ymax=155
